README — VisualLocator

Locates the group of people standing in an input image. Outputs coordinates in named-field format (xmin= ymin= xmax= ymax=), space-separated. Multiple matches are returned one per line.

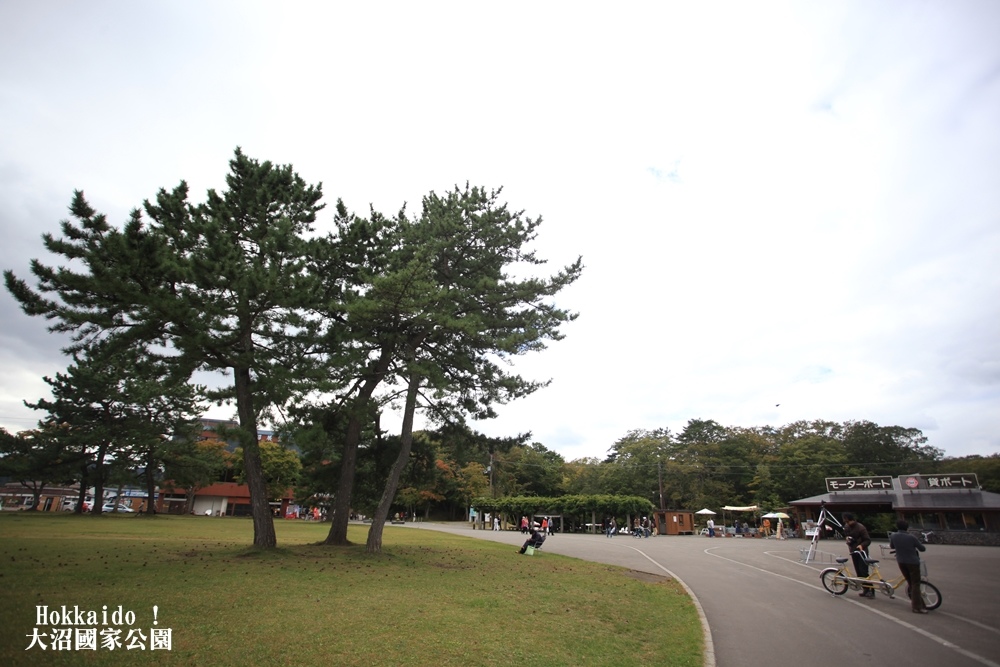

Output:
xmin=519 ymin=515 xmax=555 ymax=535
xmin=600 ymin=516 xmax=651 ymax=537
xmin=632 ymin=516 xmax=652 ymax=537
xmin=704 ymin=518 xmax=784 ymax=537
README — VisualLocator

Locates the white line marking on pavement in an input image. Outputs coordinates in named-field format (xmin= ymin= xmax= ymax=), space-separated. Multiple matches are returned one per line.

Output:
xmin=706 ymin=547 xmax=999 ymax=667
xmin=626 ymin=546 xmax=716 ymax=667
xmin=763 ymin=550 xmax=1000 ymax=638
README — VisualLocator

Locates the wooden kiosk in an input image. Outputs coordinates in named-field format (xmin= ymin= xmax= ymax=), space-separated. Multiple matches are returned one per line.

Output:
xmin=654 ymin=510 xmax=695 ymax=535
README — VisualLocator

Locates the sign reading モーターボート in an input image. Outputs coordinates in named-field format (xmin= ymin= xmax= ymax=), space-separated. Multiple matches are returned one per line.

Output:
xmin=899 ymin=474 xmax=980 ymax=490
xmin=825 ymin=476 xmax=893 ymax=492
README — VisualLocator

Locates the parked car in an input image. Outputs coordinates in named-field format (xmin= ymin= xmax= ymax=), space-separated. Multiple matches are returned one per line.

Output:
xmin=63 ymin=499 xmax=92 ymax=512
xmin=101 ymin=503 xmax=134 ymax=513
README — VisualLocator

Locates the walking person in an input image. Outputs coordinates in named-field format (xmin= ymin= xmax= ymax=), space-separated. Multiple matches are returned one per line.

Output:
xmin=707 ymin=517 xmax=715 ymax=538
xmin=889 ymin=520 xmax=928 ymax=613
xmin=843 ymin=512 xmax=875 ymax=598
xmin=606 ymin=517 xmax=616 ymax=538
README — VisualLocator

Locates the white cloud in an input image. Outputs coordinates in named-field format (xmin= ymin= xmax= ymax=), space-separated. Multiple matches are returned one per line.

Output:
xmin=1 ymin=1 xmax=998 ymax=458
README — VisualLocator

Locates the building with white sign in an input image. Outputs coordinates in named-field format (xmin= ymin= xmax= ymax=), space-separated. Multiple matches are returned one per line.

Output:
xmin=789 ymin=473 xmax=1000 ymax=546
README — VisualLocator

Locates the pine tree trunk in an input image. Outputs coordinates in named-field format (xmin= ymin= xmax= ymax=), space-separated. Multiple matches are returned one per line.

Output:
xmin=325 ymin=352 xmax=392 ymax=546
xmin=75 ymin=464 xmax=88 ymax=514
xmin=144 ymin=448 xmax=157 ymax=514
xmin=366 ymin=373 xmax=421 ymax=554
xmin=325 ymin=413 xmax=363 ymax=546
xmin=91 ymin=442 xmax=109 ymax=515
xmin=234 ymin=365 xmax=277 ymax=549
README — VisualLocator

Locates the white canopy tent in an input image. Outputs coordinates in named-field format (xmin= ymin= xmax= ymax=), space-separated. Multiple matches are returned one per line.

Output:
xmin=720 ymin=505 xmax=759 ymax=533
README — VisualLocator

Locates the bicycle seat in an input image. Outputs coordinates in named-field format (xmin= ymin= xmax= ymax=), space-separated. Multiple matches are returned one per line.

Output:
xmin=836 ymin=558 xmax=849 ymax=564
xmin=863 ymin=558 xmax=879 ymax=564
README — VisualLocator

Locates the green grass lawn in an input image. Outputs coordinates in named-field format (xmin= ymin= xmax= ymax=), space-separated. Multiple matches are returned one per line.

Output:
xmin=0 ymin=512 xmax=702 ymax=667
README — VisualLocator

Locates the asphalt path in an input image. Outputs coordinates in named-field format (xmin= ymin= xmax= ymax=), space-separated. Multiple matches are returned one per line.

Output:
xmin=407 ymin=523 xmax=1000 ymax=667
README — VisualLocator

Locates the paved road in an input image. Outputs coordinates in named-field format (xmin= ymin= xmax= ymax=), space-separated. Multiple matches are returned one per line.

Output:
xmin=410 ymin=523 xmax=1000 ymax=667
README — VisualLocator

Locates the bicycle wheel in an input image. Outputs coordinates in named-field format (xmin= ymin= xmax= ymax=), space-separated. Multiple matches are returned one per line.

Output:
xmin=821 ymin=569 xmax=849 ymax=595
xmin=906 ymin=580 xmax=942 ymax=611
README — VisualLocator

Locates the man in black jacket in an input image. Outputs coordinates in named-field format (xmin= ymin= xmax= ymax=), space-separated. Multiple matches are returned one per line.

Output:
xmin=518 ymin=528 xmax=546 ymax=554
xmin=843 ymin=512 xmax=875 ymax=598
xmin=889 ymin=520 xmax=928 ymax=613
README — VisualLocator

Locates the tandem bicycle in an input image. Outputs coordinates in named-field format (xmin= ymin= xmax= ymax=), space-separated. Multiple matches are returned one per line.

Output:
xmin=819 ymin=546 xmax=941 ymax=610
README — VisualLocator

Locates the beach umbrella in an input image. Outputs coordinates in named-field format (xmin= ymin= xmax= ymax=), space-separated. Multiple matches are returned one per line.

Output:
xmin=761 ymin=512 xmax=790 ymax=538
xmin=695 ymin=508 xmax=717 ymax=515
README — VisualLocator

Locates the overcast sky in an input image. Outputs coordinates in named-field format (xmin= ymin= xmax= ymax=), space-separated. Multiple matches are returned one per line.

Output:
xmin=2 ymin=1 xmax=998 ymax=462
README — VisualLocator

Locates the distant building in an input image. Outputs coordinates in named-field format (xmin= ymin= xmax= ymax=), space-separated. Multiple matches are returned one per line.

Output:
xmin=0 ymin=483 xmax=79 ymax=512
xmin=156 ymin=419 xmax=295 ymax=517
xmin=1 ymin=419 xmax=300 ymax=518
xmin=790 ymin=473 xmax=1000 ymax=546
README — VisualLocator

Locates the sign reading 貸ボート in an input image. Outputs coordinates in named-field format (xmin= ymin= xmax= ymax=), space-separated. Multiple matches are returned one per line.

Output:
xmin=899 ymin=474 xmax=979 ymax=490
xmin=825 ymin=476 xmax=893 ymax=492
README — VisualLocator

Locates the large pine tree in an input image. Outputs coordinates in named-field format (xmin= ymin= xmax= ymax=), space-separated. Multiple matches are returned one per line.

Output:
xmin=5 ymin=149 xmax=326 ymax=548
xmin=357 ymin=185 xmax=583 ymax=553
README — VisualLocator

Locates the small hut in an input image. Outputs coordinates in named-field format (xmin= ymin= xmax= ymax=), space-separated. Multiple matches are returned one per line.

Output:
xmin=654 ymin=510 xmax=696 ymax=535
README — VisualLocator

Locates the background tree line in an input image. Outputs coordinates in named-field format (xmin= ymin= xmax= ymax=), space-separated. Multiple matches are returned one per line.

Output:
xmin=567 ymin=418 xmax=998 ymax=511
xmin=4 ymin=406 xmax=996 ymax=533
xmin=358 ymin=416 xmax=996 ymax=520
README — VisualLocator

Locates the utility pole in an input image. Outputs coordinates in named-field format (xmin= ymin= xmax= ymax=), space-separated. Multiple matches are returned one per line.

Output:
xmin=658 ymin=460 xmax=665 ymax=510
xmin=489 ymin=451 xmax=495 ymax=498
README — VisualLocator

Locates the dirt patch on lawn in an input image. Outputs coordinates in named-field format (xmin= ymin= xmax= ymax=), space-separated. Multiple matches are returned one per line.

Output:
xmin=622 ymin=569 xmax=670 ymax=584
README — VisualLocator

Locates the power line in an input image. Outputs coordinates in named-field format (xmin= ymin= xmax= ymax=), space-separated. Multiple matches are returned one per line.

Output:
xmin=492 ymin=458 xmax=941 ymax=472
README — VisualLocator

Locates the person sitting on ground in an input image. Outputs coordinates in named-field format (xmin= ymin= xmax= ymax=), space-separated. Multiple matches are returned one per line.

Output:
xmin=518 ymin=528 xmax=546 ymax=554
